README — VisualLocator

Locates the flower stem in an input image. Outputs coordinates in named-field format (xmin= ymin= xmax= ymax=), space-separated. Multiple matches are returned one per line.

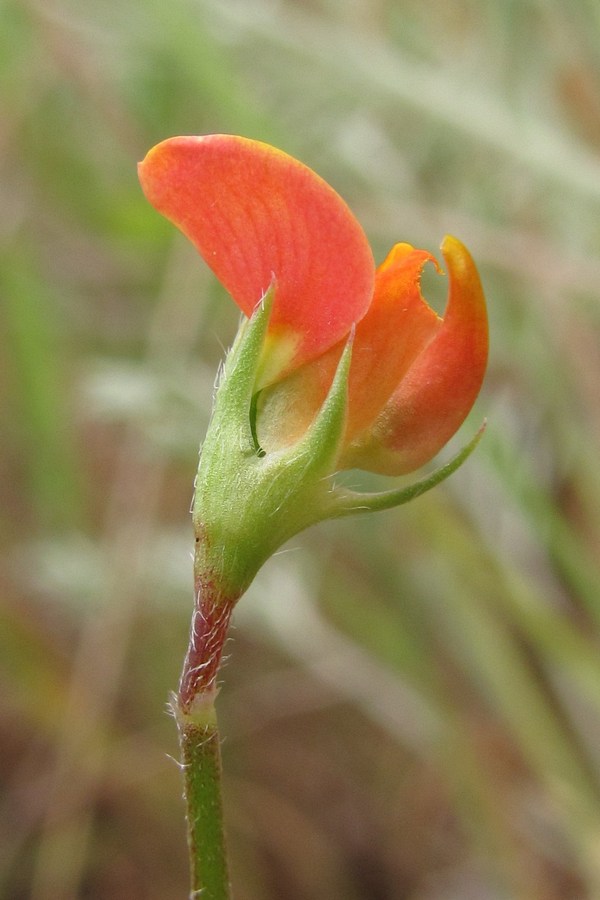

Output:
xmin=176 ymin=569 xmax=235 ymax=899
xmin=177 ymin=704 xmax=231 ymax=900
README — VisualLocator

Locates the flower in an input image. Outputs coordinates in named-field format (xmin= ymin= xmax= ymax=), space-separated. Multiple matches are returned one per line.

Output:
xmin=139 ymin=134 xmax=488 ymax=480
xmin=139 ymin=135 xmax=488 ymax=708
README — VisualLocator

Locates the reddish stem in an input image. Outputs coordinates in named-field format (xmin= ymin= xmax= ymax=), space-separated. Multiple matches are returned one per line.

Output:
xmin=178 ymin=575 xmax=236 ymax=712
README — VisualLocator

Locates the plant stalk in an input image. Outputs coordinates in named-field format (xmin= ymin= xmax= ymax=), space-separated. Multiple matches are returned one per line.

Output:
xmin=176 ymin=569 xmax=235 ymax=899
xmin=177 ymin=704 xmax=230 ymax=900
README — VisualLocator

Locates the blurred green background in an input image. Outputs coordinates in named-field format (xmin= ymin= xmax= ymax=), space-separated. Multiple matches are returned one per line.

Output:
xmin=2 ymin=0 xmax=600 ymax=897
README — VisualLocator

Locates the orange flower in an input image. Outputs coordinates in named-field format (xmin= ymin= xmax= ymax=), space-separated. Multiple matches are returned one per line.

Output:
xmin=139 ymin=135 xmax=487 ymax=478
xmin=140 ymin=135 xmax=489 ymax=709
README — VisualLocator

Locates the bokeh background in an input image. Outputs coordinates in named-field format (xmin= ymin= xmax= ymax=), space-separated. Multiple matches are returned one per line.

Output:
xmin=2 ymin=1 xmax=600 ymax=897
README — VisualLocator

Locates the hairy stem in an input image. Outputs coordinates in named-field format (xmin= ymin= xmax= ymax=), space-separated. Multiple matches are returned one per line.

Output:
xmin=179 ymin=571 xmax=235 ymax=713
xmin=177 ymin=567 xmax=235 ymax=898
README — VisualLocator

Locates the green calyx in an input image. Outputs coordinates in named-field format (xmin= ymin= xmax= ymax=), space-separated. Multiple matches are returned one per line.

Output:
xmin=193 ymin=286 xmax=485 ymax=599
xmin=192 ymin=285 xmax=350 ymax=597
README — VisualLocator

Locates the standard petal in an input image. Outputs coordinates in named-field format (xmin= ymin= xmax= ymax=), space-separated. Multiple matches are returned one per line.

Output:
xmin=138 ymin=135 xmax=374 ymax=383
xmin=344 ymin=235 xmax=488 ymax=475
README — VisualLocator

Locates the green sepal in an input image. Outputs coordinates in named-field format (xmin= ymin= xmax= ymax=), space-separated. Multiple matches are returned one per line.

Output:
xmin=208 ymin=282 xmax=276 ymax=453
xmin=288 ymin=328 xmax=354 ymax=477
xmin=329 ymin=422 xmax=486 ymax=518
xmin=192 ymin=292 xmax=353 ymax=598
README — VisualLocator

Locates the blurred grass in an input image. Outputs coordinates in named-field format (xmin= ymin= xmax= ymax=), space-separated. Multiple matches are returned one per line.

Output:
xmin=2 ymin=0 xmax=600 ymax=897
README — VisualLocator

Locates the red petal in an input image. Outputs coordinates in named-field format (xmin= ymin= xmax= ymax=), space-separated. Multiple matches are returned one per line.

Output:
xmin=346 ymin=243 xmax=441 ymax=440
xmin=258 ymin=244 xmax=442 ymax=453
xmin=345 ymin=236 xmax=488 ymax=475
xmin=138 ymin=135 xmax=374 ymax=382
